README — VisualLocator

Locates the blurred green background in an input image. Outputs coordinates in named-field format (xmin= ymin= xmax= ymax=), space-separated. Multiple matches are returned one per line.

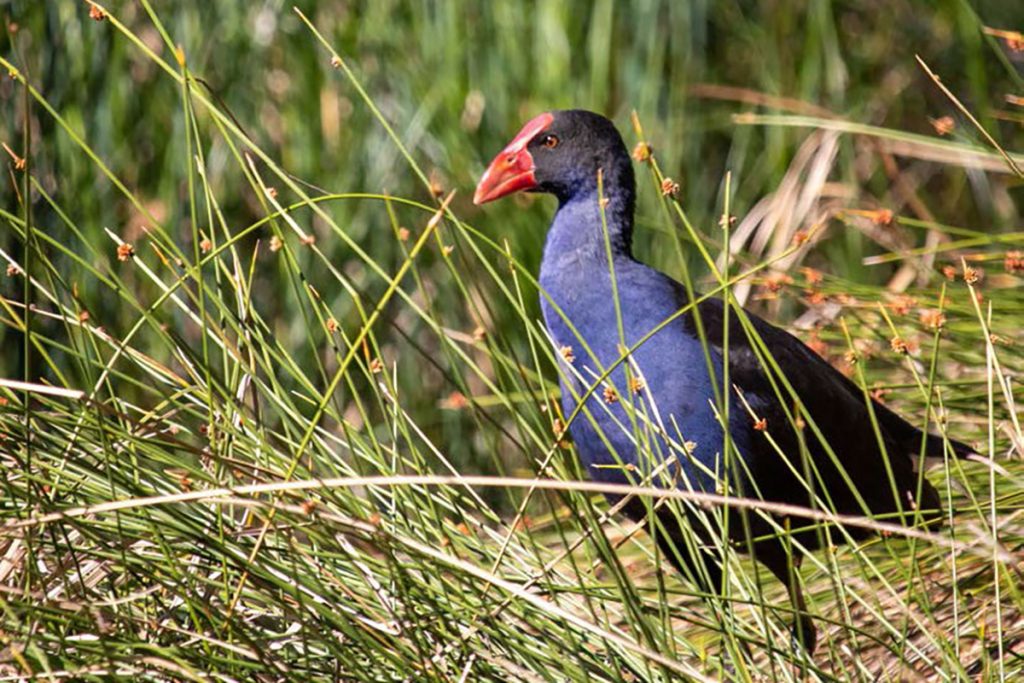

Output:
xmin=2 ymin=0 xmax=1022 ymax=478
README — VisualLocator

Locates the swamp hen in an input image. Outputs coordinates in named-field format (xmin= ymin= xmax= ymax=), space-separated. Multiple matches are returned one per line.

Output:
xmin=473 ymin=110 xmax=973 ymax=653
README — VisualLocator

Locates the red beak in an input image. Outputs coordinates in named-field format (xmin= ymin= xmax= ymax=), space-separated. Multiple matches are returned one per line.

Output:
xmin=473 ymin=112 xmax=554 ymax=205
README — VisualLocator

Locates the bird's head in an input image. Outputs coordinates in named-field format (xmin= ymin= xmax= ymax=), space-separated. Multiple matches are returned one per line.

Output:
xmin=473 ymin=110 xmax=632 ymax=206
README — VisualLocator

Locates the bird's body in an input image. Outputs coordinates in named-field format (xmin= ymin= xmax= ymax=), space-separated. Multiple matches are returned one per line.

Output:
xmin=475 ymin=109 xmax=973 ymax=653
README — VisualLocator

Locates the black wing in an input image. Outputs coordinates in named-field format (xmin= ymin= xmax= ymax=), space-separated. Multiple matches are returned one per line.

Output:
xmin=685 ymin=296 xmax=971 ymax=542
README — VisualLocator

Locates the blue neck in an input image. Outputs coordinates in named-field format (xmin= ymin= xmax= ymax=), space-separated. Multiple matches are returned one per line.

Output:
xmin=539 ymin=178 xmax=636 ymax=287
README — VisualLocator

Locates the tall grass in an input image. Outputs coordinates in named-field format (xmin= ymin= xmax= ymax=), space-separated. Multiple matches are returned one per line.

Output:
xmin=1 ymin=1 xmax=1022 ymax=680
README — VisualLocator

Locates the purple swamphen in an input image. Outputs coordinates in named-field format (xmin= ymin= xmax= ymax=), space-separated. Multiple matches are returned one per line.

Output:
xmin=473 ymin=110 xmax=974 ymax=653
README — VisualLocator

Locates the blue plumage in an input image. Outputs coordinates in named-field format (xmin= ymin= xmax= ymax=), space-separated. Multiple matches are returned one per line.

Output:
xmin=539 ymin=187 xmax=751 ymax=494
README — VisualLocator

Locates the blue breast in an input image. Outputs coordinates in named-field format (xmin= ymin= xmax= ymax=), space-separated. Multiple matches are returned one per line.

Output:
xmin=538 ymin=198 xmax=751 ymax=495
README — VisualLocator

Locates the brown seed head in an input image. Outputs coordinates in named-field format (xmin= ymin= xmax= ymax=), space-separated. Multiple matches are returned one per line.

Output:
xmin=805 ymin=290 xmax=827 ymax=306
xmin=918 ymin=309 xmax=946 ymax=330
xmin=116 ymin=243 xmax=135 ymax=261
xmin=763 ymin=272 xmax=794 ymax=293
xmin=602 ymin=386 xmax=618 ymax=404
xmin=887 ymin=295 xmax=917 ymax=316
xmin=441 ymin=391 xmax=468 ymax=410
xmin=1004 ymin=251 xmax=1023 ymax=274
xmin=929 ymin=116 xmax=955 ymax=136
xmin=800 ymin=267 xmax=823 ymax=286
xmin=753 ymin=417 xmax=768 ymax=431
xmin=89 ymin=4 xmax=106 ymax=21
xmin=660 ymin=178 xmax=680 ymax=196
xmin=631 ymin=142 xmax=652 ymax=163
xmin=559 ymin=345 xmax=575 ymax=363
xmin=269 ymin=235 xmax=283 ymax=252
xmin=0 ymin=138 xmax=23 ymax=167
xmin=867 ymin=208 xmax=894 ymax=225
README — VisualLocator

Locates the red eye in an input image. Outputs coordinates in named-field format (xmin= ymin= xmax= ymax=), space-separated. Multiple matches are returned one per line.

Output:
xmin=541 ymin=134 xmax=560 ymax=149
